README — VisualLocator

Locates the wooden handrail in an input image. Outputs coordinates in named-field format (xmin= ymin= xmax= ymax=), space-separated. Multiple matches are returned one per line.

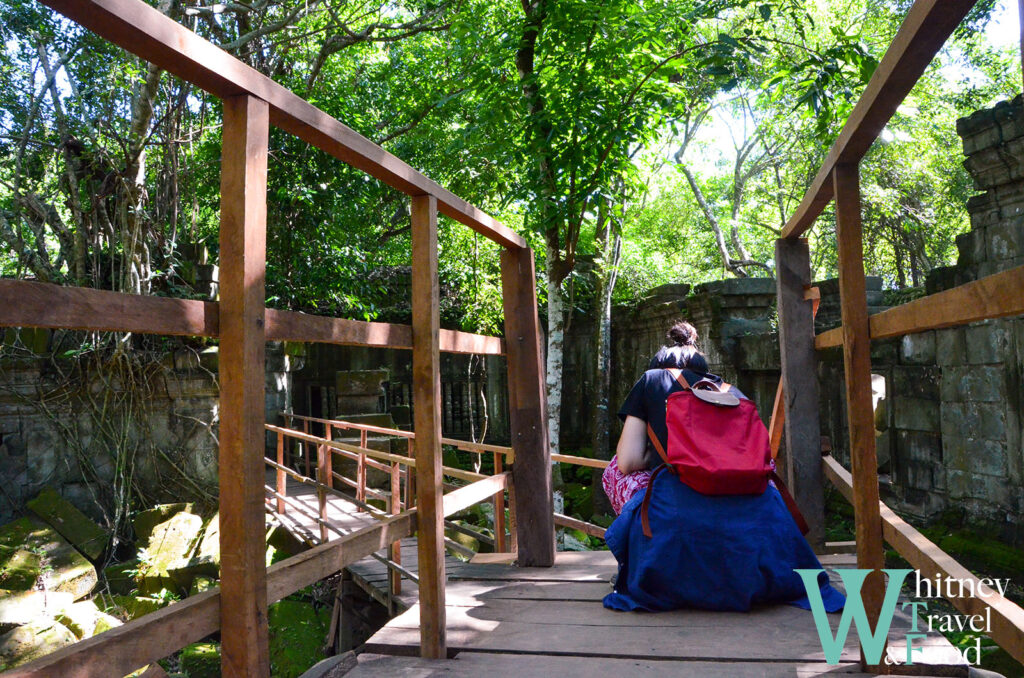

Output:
xmin=281 ymin=412 xmax=516 ymax=460
xmin=823 ymin=455 xmax=1024 ymax=665
xmin=5 ymin=510 xmax=416 ymax=678
xmin=551 ymin=453 xmax=609 ymax=469
xmin=36 ymin=0 xmax=525 ymax=250
xmin=815 ymin=263 xmax=1024 ymax=349
xmin=0 ymin=279 xmax=504 ymax=355
xmin=780 ymin=0 xmax=978 ymax=239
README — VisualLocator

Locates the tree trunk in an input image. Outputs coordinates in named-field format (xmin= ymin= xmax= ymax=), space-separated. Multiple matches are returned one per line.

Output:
xmin=545 ymin=241 xmax=566 ymax=518
xmin=591 ymin=227 xmax=621 ymax=517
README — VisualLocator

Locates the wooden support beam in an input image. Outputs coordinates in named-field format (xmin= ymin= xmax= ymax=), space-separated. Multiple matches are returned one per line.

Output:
xmin=823 ymin=456 xmax=1024 ymax=666
xmin=0 ymin=280 xmax=217 ymax=336
xmin=266 ymin=309 xmax=506 ymax=355
xmin=441 ymin=472 xmax=509 ymax=516
xmin=7 ymin=511 xmax=417 ymax=678
xmin=0 ymin=280 xmax=505 ymax=356
xmin=781 ymin=0 xmax=978 ymax=239
xmin=35 ymin=0 xmax=526 ymax=249
xmin=815 ymin=263 xmax=1024 ymax=350
xmin=774 ymin=238 xmax=825 ymax=548
xmin=217 ymin=94 xmax=270 ymax=678
xmin=500 ymin=246 xmax=554 ymax=567
xmin=411 ymin=194 xmax=445 ymax=659
xmin=833 ymin=163 xmax=885 ymax=672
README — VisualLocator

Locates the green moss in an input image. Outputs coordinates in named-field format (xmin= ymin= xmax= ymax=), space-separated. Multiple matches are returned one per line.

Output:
xmin=103 ymin=559 xmax=140 ymax=595
xmin=132 ymin=503 xmax=195 ymax=545
xmin=268 ymin=599 xmax=331 ymax=678
xmin=180 ymin=641 xmax=221 ymax=678
xmin=26 ymin=487 xmax=108 ymax=562
xmin=0 ymin=545 xmax=40 ymax=591
xmin=0 ymin=518 xmax=97 ymax=599
xmin=933 ymin=531 xmax=1024 ymax=580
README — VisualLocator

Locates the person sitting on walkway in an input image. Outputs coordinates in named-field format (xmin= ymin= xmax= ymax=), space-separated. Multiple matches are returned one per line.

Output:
xmin=601 ymin=321 xmax=844 ymax=613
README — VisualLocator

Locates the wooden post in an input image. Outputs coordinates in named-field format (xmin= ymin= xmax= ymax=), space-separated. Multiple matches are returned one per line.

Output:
xmin=774 ymin=238 xmax=826 ymax=549
xmin=834 ymin=163 xmax=886 ymax=671
xmin=411 ymin=194 xmax=446 ymax=659
xmin=302 ymin=419 xmax=311 ymax=478
xmin=493 ymin=452 xmax=507 ymax=553
xmin=500 ymin=246 xmax=554 ymax=567
xmin=317 ymin=443 xmax=328 ymax=543
xmin=217 ymin=94 xmax=270 ymax=678
xmin=390 ymin=460 xmax=402 ymax=595
xmin=276 ymin=432 xmax=286 ymax=515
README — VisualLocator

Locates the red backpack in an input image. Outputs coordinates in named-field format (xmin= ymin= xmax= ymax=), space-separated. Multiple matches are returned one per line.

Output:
xmin=640 ymin=369 xmax=808 ymax=537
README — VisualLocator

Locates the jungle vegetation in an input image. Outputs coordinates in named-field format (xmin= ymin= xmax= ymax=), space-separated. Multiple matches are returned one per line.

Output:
xmin=0 ymin=0 xmax=1019 ymax=463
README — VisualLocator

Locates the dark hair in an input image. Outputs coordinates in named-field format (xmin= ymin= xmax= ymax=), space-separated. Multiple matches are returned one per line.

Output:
xmin=649 ymin=321 xmax=708 ymax=372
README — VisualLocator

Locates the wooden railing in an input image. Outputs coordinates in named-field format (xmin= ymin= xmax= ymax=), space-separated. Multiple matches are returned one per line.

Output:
xmin=0 ymin=0 xmax=552 ymax=672
xmin=772 ymin=0 xmax=1024 ymax=670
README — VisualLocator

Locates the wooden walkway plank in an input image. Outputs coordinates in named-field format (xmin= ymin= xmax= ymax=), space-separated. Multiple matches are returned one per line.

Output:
xmin=344 ymin=653 xmax=872 ymax=677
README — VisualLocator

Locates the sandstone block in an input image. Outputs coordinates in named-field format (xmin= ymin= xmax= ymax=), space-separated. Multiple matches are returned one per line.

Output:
xmin=0 ymin=618 xmax=76 ymax=670
xmin=0 ymin=518 xmax=97 ymax=599
xmin=26 ymin=487 xmax=107 ymax=562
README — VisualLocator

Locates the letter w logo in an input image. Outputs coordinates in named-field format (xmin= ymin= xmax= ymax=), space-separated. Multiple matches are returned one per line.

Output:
xmin=795 ymin=568 xmax=912 ymax=665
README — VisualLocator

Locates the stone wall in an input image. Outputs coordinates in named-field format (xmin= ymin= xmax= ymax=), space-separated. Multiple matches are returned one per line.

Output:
xmin=0 ymin=336 xmax=299 ymax=525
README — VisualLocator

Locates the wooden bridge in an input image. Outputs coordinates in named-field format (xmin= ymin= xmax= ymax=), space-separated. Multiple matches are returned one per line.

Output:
xmin=1 ymin=0 xmax=1024 ymax=676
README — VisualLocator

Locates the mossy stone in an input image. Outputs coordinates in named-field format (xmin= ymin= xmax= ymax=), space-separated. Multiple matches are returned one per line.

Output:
xmin=189 ymin=576 xmax=217 ymax=596
xmin=92 ymin=609 xmax=121 ymax=635
xmin=55 ymin=599 xmax=102 ymax=638
xmin=138 ymin=512 xmax=203 ymax=594
xmin=132 ymin=503 xmax=195 ymax=545
xmin=0 ymin=545 xmax=40 ymax=591
xmin=103 ymin=559 xmax=140 ymax=595
xmin=268 ymin=599 xmax=331 ymax=678
xmin=180 ymin=641 xmax=221 ymax=678
xmin=0 ymin=589 xmax=73 ymax=626
xmin=0 ymin=618 xmax=76 ymax=670
xmin=102 ymin=594 xmax=168 ymax=620
xmin=266 ymin=524 xmax=305 ymax=558
xmin=171 ymin=514 xmax=221 ymax=590
xmin=0 ymin=517 xmax=97 ymax=599
xmin=26 ymin=487 xmax=108 ymax=561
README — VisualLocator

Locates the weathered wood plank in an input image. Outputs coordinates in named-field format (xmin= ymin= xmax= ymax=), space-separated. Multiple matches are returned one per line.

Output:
xmin=781 ymin=0 xmax=978 ymax=239
xmin=266 ymin=309 xmax=505 ymax=355
xmin=824 ymin=455 xmax=1024 ymax=667
xmin=345 ymin=653 xmax=871 ymax=678
xmin=550 ymin=453 xmax=609 ymax=469
xmin=499 ymin=247 xmax=554 ymax=567
xmin=411 ymin=194 xmax=446 ymax=659
xmin=441 ymin=473 xmax=509 ymax=517
xmin=833 ymin=163 xmax=885 ymax=672
xmin=35 ymin=0 xmax=526 ymax=249
xmin=774 ymin=238 xmax=825 ymax=548
xmin=0 ymin=279 xmax=217 ymax=336
xmin=217 ymin=94 xmax=270 ymax=678
xmin=815 ymin=263 xmax=1024 ymax=350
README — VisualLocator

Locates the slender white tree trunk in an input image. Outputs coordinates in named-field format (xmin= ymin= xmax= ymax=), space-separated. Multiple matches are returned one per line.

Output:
xmin=545 ymin=242 xmax=566 ymax=520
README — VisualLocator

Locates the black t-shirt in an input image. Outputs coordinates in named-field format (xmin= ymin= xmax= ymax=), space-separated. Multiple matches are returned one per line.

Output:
xmin=618 ymin=368 xmax=746 ymax=471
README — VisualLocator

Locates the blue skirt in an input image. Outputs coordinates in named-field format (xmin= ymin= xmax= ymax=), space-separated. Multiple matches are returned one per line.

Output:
xmin=603 ymin=471 xmax=845 ymax=613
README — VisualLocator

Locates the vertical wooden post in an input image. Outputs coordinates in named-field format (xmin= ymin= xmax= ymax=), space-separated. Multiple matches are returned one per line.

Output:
xmin=411 ymin=194 xmax=446 ymax=659
xmin=834 ymin=163 xmax=886 ymax=671
xmin=390 ymin=460 xmax=402 ymax=595
xmin=500 ymin=246 xmax=554 ymax=567
xmin=217 ymin=94 xmax=270 ymax=678
xmin=302 ymin=419 xmax=311 ymax=478
xmin=276 ymin=432 xmax=286 ymax=515
xmin=493 ymin=452 xmax=506 ymax=553
xmin=774 ymin=237 xmax=825 ymax=549
xmin=317 ymin=443 xmax=328 ymax=543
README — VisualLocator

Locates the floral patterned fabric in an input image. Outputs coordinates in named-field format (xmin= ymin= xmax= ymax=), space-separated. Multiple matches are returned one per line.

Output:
xmin=602 ymin=455 xmax=652 ymax=515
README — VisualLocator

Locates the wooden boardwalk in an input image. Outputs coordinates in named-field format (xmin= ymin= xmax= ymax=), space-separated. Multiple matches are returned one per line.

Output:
xmin=336 ymin=550 xmax=970 ymax=678
xmin=265 ymin=471 xmax=462 ymax=611
xmin=269 ymin=473 xmax=974 ymax=677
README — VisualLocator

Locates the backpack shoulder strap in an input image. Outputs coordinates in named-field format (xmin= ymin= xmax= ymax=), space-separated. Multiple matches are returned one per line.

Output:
xmin=646 ymin=423 xmax=669 ymax=465
xmin=641 ymin=463 xmax=671 ymax=538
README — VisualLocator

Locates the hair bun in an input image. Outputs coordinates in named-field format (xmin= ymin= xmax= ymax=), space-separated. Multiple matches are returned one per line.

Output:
xmin=667 ymin=321 xmax=698 ymax=347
